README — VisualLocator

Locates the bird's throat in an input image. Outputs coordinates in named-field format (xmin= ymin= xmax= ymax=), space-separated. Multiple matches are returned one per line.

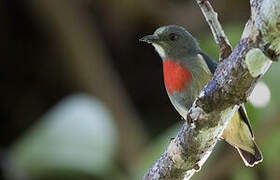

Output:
xmin=163 ymin=60 xmax=192 ymax=95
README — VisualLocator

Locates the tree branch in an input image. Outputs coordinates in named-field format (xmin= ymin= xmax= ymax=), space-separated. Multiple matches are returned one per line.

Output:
xmin=196 ymin=0 xmax=232 ymax=60
xmin=143 ymin=0 xmax=280 ymax=179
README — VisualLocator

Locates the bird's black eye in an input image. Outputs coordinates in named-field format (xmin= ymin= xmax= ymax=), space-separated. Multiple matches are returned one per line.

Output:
xmin=169 ymin=33 xmax=179 ymax=41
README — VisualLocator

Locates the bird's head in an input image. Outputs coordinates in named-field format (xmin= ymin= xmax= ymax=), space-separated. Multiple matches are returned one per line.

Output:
xmin=140 ymin=25 xmax=200 ymax=59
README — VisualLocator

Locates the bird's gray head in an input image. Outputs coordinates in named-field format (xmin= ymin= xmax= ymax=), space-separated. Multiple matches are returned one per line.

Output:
xmin=140 ymin=25 xmax=200 ymax=59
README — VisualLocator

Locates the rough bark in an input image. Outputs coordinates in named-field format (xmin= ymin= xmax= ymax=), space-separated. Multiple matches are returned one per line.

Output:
xmin=143 ymin=0 xmax=280 ymax=179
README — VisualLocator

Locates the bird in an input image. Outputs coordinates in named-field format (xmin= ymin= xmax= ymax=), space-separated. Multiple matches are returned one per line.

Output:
xmin=140 ymin=25 xmax=263 ymax=167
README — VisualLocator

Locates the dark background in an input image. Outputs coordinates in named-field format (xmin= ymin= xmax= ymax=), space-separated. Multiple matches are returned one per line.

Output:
xmin=1 ymin=0 xmax=280 ymax=179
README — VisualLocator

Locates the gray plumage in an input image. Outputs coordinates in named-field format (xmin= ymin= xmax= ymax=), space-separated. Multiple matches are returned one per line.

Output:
xmin=140 ymin=25 xmax=262 ymax=166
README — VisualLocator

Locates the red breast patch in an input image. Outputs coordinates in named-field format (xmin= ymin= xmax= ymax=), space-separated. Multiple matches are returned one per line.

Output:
xmin=163 ymin=60 xmax=192 ymax=95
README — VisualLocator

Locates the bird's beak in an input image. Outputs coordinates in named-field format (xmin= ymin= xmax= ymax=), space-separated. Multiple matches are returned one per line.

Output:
xmin=139 ymin=35 xmax=159 ymax=44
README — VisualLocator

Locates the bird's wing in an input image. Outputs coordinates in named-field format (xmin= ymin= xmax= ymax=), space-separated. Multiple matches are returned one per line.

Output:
xmin=198 ymin=51 xmax=218 ymax=74
xmin=199 ymin=51 xmax=254 ymax=137
xmin=199 ymin=51 xmax=261 ymax=166
xmin=238 ymin=104 xmax=254 ymax=137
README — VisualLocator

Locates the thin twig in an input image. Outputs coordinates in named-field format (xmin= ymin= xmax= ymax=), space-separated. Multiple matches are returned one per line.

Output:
xmin=196 ymin=0 xmax=232 ymax=60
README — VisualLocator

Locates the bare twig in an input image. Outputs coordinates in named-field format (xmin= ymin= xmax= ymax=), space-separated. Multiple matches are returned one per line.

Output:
xmin=196 ymin=0 xmax=232 ymax=60
xmin=143 ymin=0 xmax=280 ymax=179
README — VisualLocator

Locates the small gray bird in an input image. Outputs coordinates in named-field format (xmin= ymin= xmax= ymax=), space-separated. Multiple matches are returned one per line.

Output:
xmin=140 ymin=25 xmax=262 ymax=166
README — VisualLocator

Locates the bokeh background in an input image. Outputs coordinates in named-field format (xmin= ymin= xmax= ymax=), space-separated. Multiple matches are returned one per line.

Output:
xmin=1 ymin=0 xmax=280 ymax=179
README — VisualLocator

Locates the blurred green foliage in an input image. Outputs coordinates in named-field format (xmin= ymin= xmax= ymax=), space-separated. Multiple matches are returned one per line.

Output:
xmin=7 ymin=23 xmax=280 ymax=180
xmin=3 ymin=12 xmax=280 ymax=179
xmin=4 ymin=95 xmax=119 ymax=180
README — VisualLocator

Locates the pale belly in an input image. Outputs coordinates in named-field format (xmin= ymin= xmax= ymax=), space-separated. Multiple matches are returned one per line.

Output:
xmin=168 ymin=85 xmax=199 ymax=119
xmin=167 ymin=69 xmax=212 ymax=119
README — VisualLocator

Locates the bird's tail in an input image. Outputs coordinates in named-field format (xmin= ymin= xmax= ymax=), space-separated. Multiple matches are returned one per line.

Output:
xmin=236 ymin=141 xmax=263 ymax=167
xmin=222 ymin=106 xmax=263 ymax=167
